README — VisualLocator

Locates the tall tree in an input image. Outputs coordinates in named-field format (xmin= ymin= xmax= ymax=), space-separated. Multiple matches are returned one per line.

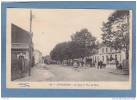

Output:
xmin=50 ymin=41 xmax=86 ymax=62
xmin=50 ymin=42 xmax=68 ymax=62
xmin=102 ymin=10 xmax=130 ymax=59
xmin=71 ymin=28 xmax=96 ymax=47
xmin=71 ymin=28 xmax=96 ymax=56
xmin=50 ymin=28 xmax=97 ymax=62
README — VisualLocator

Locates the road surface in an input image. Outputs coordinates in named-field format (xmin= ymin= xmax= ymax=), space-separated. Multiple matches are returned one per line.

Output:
xmin=15 ymin=63 xmax=129 ymax=81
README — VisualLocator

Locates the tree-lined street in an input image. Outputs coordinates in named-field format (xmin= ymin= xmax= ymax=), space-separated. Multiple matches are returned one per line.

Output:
xmin=11 ymin=9 xmax=130 ymax=82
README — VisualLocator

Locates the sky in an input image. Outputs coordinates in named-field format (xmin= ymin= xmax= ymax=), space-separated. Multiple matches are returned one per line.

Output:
xmin=7 ymin=9 xmax=115 ymax=56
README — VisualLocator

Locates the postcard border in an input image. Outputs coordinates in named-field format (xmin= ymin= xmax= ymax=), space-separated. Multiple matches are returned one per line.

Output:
xmin=1 ymin=1 xmax=136 ymax=97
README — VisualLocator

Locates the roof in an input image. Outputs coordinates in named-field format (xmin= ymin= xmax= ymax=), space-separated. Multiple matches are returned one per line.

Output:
xmin=11 ymin=23 xmax=33 ymax=44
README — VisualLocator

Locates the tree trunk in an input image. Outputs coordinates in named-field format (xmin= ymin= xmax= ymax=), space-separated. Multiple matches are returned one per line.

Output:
xmin=122 ymin=48 xmax=129 ymax=75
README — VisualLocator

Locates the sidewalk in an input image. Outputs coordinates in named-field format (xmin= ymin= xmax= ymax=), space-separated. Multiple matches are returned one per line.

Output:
xmin=15 ymin=63 xmax=55 ymax=81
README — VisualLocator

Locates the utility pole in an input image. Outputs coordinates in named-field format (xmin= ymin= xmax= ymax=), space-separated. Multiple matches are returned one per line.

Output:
xmin=29 ymin=9 xmax=33 ymax=76
xmin=30 ymin=9 xmax=32 ymax=33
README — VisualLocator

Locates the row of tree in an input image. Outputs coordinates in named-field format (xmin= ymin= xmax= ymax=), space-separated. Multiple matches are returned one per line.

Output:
xmin=50 ymin=10 xmax=130 ymax=64
xmin=50 ymin=29 xmax=97 ymax=62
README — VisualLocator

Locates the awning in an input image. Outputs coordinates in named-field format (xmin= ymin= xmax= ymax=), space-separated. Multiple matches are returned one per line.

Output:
xmin=12 ymin=43 xmax=30 ymax=49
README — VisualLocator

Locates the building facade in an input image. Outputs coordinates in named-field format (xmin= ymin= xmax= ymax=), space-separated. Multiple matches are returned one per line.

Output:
xmin=90 ymin=46 xmax=126 ymax=68
xmin=33 ymin=50 xmax=42 ymax=64
xmin=11 ymin=24 xmax=33 ymax=80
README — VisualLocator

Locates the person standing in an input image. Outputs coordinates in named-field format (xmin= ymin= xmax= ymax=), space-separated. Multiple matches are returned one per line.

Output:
xmin=81 ymin=60 xmax=84 ymax=67
xmin=98 ymin=60 xmax=100 ymax=69
xmin=116 ymin=60 xmax=119 ymax=69
xmin=18 ymin=54 xmax=25 ymax=78
xmin=100 ymin=60 xmax=103 ymax=69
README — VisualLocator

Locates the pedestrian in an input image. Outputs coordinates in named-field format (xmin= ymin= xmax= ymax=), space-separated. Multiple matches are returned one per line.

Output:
xmin=89 ymin=59 xmax=92 ymax=67
xmin=77 ymin=61 xmax=80 ymax=67
xmin=81 ymin=61 xmax=84 ymax=67
xmin=98 ymin=61 xmax=100 ymax=69
xmin=116 ymin=60 xmax=119 ymax=69
xmin=18 ymin=54 xmax=25 ymax=77
xmin=100 ymin=60 xmax=103 ymax=69
xmin=85 ymin=58 xmax=88 ymax=67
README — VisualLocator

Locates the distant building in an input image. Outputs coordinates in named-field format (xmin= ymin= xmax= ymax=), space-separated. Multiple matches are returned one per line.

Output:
xmin=43 ymin=55 xmax=57 ymax=64
xmin=33 ymin=50 xmax=42 ymax=64
xmin=11 ymin=24 xmax=33 ymax=80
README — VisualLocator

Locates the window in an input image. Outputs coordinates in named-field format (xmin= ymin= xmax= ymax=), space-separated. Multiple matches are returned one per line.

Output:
xmin=110 ymin=48 xmax=112 ymax=52
xmin=115 ymin=54 xmax=117 ymax=60
xmin=106 ymin=48 xmax=108 ymax=53
xmin=97 ymin=56 xmax=99 ymax=61
xmin=106 ymin=55 xmax=108 ymax=60
xmin=102 ymin=56 xmax=104 ymax=61
xmin=102 ymin=48 xmax=104 ymax=53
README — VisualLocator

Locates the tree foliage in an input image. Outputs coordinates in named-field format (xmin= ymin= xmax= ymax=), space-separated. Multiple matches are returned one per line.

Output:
xmin=102 ymin=10 xmax=129 ymax=51
xmin=71 ymin=28 xmax=96 ymax=47
xmin=50 ymin=42 xmax=68 ymax=61
xmin=50 ymin=28 xmax=97 ymax=61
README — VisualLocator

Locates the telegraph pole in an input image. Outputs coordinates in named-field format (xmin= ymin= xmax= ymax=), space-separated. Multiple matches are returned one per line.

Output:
xmin=29 ymin=9 xmax=33 ymax=76
xmin=30 ymin=9 xmax=32 ymax=33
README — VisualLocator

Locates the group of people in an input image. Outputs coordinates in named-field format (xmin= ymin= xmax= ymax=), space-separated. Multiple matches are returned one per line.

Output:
xmin=62 ymin=58 xmax=105 ymax=68
xmin=97 ymin=60 xmax=105 ymax=69
xmin=62 ymin=57 xmax=110 ymax=70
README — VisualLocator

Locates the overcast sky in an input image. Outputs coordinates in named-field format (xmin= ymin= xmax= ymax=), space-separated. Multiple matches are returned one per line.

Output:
xmin=7 ymin=9 xmax=115 ymax=56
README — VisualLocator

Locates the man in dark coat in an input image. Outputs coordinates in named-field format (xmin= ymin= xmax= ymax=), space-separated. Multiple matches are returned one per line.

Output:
xmin=18 ymin=55 xmax=25 ymax=77
xmin=98 ymin=61 xmax=100 ymax=69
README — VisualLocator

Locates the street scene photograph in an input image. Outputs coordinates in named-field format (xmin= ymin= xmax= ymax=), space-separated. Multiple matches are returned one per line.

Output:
xmin=9 ymin=9 xmax=131 ymax=82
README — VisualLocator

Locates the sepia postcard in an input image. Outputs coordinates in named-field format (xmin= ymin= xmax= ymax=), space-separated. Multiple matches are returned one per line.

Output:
xmin=1 ymin=1 xmax=136 ymax=97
